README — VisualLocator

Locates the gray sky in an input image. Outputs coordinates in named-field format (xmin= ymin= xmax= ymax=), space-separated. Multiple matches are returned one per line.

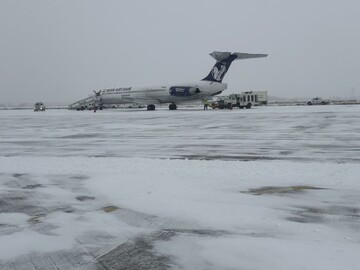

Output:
xmin=1 ymin=0 xmax=359 ymax=104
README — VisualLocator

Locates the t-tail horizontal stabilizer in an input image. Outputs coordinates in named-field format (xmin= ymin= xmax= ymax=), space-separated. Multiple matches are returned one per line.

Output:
xmin=202 ymin=51 xmax=267 ymax=83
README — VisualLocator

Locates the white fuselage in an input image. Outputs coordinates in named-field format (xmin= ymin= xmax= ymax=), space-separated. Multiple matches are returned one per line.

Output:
xmin=99 ymin=81 xmax=227 ymax=105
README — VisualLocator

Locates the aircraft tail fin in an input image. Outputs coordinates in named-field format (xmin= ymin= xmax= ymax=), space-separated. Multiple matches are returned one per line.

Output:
xmin=202 ymin=51 xmax=267 ymax=83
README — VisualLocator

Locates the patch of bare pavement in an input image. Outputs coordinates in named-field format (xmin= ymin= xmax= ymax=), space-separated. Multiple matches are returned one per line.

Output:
xmin=287 ymin=205 xmax=360 ymax=226
xmin=95 ymin=229 xmax=229 ymax=270
xmin=241 ymin=185 xmax=326 ymax=195
xmin=96 ymin=231 xmax=176 ymax=270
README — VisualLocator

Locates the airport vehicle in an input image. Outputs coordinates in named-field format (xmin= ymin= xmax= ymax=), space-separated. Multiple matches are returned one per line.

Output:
xmin=226 ymin=94 xmax=253 ymax=109
xmin=307 ymin=97 xmax=330 ymax=105
xmin=250 ymin=90 xmax=268 ymax=105
xmin=34 ymin=102 xmax=46 ymax=111
xmin=222 ymin=92 xmax=257 ymax=109
xmin=93 ymin=51 xmax=267 ymax=110
xmin=209 ymin=95 xmax=251 ymax=109
xmin=211 ymin=91 xmax=268 ymax=109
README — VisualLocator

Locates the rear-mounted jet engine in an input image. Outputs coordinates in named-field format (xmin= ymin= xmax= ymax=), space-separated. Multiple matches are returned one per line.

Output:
xmin=169 ymin=86 xmax=201 ymax=97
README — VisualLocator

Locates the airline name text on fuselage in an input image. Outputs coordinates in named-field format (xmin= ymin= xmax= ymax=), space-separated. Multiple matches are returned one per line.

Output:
xmin=101 ymin=87 xmax=132 ymax=93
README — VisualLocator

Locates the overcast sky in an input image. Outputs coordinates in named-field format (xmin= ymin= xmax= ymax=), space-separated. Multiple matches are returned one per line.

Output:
xmin=1 ymin=0 xmax=359 ymax=104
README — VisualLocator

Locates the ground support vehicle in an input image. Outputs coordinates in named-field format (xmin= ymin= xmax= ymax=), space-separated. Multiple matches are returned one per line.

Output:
xmin=307 ymin=97 xmax=330 ymax=105
xmin=212 ymin=92 xmax=261 ymax=109
xmin=34 ymin=102 xmax=46 ymax=111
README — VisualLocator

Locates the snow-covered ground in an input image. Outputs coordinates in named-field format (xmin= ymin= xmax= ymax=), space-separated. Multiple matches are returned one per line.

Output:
xmin=0 ymin=105 xmax=359 ymax=269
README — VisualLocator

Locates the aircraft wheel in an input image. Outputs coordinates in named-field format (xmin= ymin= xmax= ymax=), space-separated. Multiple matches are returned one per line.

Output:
xmin=169 ymin=103 xmax=177 ymax=110
xmin=246 ymin=103 xmax=252 ymax=109
xmin=147 ymin=104 xmax=156 ymax=111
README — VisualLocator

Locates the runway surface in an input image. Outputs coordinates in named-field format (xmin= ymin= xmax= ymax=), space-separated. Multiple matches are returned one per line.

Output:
xmin=0 ymin=105 xmax=359 ymax=270
xmin=1 ymin=105 xmax=359 ymax=162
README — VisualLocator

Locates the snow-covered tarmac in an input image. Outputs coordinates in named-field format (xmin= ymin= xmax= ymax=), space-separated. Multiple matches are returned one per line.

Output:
xmin=0 ymin=105 xmax=359 ymax=269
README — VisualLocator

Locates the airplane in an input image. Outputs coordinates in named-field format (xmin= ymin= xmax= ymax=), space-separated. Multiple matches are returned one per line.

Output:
xmin=93 ymin=51 xmax=267 ymax=110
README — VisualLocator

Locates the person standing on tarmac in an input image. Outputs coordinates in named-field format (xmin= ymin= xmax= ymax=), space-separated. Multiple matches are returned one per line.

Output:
xmin=203 ymin=99 xmax=209 ymax=110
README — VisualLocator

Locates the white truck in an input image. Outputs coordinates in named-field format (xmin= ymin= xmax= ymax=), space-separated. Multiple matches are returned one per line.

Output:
xmin=222 ymin=94 xmax=253 ymax=109
xmin=307 ymin=97 xmax=330 ymax=105
xmin=219 ymin=91 xmax=266 ymax=109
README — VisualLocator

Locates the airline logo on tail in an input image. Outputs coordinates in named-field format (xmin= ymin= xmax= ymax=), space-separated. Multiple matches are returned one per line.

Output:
xmin=211 ymin=62 xmax=227 ymax=82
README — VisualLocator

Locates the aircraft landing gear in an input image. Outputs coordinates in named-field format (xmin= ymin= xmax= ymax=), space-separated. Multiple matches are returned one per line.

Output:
xmin=147 ymin=104 xmax=156 ymax=111
xmin=169 ymin=103 xmax=177 ymax=110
